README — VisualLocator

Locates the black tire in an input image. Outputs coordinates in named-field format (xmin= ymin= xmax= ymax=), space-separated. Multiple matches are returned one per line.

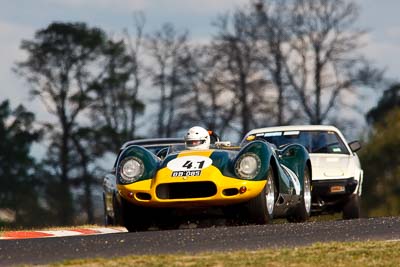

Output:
xmin=105 ymin=214 xmax=115 ymax=226
xmin=247 ymin=168 xmax=277 ymax=224
xmin=223 ymin=203 xmax=247 ymax=226
xmin=103 ymin=193 xmax=115 ymax=226
xmin=288 ymin=166 xmax=311 ymax=223
xmin=112 ymin=194 xmax=123 ymax=226
xmin=120 ymin=197 xmax=151 ymax=232
xmin=342 ymin=194 xmax=360 ymax=220
xmin=156 ymin=208 xmax=180 ymax=230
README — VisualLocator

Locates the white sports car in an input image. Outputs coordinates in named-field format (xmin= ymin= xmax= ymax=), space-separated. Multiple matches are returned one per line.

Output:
xmin=241 ymin=125 xmax=363 ymax=219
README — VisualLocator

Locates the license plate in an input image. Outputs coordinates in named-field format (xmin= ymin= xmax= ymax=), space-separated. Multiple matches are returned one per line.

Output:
xmin=171 ymin=170 xmax=201 ymax=177
xmin=330 ymin=185 xmax=345 ymax=193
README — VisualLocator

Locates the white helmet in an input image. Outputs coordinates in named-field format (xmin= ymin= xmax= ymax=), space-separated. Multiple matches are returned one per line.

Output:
xmin=184 ymin=126 xmax=210 ymax=150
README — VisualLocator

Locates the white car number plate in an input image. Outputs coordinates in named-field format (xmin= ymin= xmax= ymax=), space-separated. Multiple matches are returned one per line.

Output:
xmin=167 ymin=156 xmax=212 ymax=177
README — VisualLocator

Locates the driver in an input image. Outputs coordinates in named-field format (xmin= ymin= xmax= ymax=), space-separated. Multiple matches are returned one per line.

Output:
xmin=184 ymin=126 xmax=210 ymax=150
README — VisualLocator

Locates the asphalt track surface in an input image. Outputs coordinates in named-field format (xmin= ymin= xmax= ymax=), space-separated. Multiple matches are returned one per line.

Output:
xmin=1 ymin=216 xmax=400 ymax=266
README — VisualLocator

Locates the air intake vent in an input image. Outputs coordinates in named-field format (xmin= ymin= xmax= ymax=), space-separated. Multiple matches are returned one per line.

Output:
xmin=223 ymin=188 xmax=239 ymax=196
xmin=156 ymin=182 xmax=217 ymax=199
xmin=136 ymin=192 xmax=151 ymax=200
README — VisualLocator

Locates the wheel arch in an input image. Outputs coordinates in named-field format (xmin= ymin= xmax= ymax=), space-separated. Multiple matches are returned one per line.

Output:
xmin=269 ymin=156 xmax=280 ymax=192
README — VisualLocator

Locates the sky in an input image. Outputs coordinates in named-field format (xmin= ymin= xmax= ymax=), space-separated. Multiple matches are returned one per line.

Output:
xmin=0 ymin=0 xmax=399 ymax=138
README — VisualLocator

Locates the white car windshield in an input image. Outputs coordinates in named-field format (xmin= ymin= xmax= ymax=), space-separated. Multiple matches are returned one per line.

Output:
xmin=244 ymin=130 xmax=350 ymax=155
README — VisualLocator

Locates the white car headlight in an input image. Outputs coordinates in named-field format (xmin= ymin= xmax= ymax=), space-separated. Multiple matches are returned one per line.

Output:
xmin=120 ymin=157 xmax=144 ymax=183
xmin=235 ymin=153 xmax=261 ymax=179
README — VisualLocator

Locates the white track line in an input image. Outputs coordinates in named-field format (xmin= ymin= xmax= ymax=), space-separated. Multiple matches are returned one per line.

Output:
xmin=0 ymin=227 xmax=127 ymax=240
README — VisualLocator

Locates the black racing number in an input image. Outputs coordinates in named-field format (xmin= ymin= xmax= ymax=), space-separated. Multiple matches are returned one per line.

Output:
xmin=183 ymin=160 xmax=193 ymax=169
xmin=182 ymin=160 xmax=206 ymax=169
xmin=197 ymin=160 xmax=205 ymax=169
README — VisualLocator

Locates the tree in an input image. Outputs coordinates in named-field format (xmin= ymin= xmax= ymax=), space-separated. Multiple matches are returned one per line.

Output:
xmin=123 ymin=13 xmax=146 ymax=141
xmin=68 ymin=127 xmax=100 ymax=224
xmin=366 ymin=83 xmax=400 ymax=125
xmin=186 ymin=45 xmax=238 ymax=137
xmin=254 ymin=0 xmax=301 ymax=125
xmin=361 ymin=83 xmax=400 ymax=216
xmin=360 ymin=108 xmax=400 ymax=216
xmin=212 ymin=10 xmax=269 ymax=137
xmin=147 ymin=23 xmax=194 ymax=137
xmin=88 ymin=32 xmax=145 ymax=153
xmin=0 ymin=100 xmax=47 ymax=227
xmin=80 ymin=21 xmax=147 ymax=223
xmin=15 ymin=22 xmax=129 ymax=225
xmin=283 ymin=0 xmax=382 ymax=125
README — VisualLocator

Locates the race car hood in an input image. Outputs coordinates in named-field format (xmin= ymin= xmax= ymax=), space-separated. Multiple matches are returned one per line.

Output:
xmin=309 ymin=154 xmax=355 ymax=180
xmin=116 ymin=141 xmax=275 ymax=185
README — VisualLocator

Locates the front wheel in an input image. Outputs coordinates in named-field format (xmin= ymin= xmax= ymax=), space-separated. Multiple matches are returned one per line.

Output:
xmin=120 ymin=197 xmax=151 ymax=232
xmin=288 ymin=166 xmax=311 ymax=223
xmin=342 ymin=194 xmax=360 ymax=219
xmin=247 ymin=168 xmax=277 ymax=224
xmin=103 ymin=193 xmax=115 ymax=226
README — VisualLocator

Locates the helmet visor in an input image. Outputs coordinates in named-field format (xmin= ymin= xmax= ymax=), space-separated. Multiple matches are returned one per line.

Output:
xmin=185 ymin=139 xmax=206 ymax=148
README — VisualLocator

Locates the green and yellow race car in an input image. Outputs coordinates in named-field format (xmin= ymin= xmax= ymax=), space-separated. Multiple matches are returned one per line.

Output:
xmin=103 ymin=129 xmax=312 ymax=232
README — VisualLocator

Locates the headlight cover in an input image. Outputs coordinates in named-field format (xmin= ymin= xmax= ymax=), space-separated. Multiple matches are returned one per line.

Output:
xmin=120 ymin=157 xmax=144 ymax=183
xmin=235 ymin=153 xmax=261 ymax=179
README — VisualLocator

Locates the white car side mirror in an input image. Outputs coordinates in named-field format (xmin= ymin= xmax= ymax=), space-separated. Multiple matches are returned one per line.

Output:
xmin=349 ymin=140 xmax=361 ymax=152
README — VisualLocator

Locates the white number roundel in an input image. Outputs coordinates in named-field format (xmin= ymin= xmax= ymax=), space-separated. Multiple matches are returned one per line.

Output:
xmin=167 ymin=156 xmax=212 ymax=171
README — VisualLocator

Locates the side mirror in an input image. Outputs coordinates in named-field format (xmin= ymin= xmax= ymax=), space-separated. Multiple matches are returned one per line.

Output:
xmin=348 ymin=140 xmax=361 ymax=152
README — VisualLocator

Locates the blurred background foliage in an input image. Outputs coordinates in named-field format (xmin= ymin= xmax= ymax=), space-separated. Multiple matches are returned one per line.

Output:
xmin=360 ymin=84 xmax=400 ymax=217
xmin=0 ymin=0 xmax=397 ymax=228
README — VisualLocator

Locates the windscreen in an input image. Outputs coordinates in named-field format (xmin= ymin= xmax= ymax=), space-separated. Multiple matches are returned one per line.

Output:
xmin=243 ymin=130 xmax=349 ymax=154
xmin=113 ymin=143 xmax=185 ymax=168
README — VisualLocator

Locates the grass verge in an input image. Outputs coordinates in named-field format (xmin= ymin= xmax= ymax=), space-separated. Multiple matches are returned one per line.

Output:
xmin=43 ymin=240 xmax=400 ymax=267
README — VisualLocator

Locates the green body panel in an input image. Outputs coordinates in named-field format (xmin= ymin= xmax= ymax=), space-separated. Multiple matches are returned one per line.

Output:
xmin=116 ymin=145 xmax=160 ymax=184
xmin=208 ymin=150 xmax=237 ymax=178
xmin=159 ymin=153 xmax=178 ymax=168
xmin=238 ymin=141 xmax=294 ymax=194
xmin=272 ymin=156 xmax=292 ymax=194
xmin=116 ymin=141 xmax=309 ymax=197
xmin=230 ymin=141 xmax=271 ymax=181
xmin=278 ymin=144 xmax=310 ymax=193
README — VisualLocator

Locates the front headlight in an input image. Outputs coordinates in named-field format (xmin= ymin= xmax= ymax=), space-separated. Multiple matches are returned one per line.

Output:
xmin=235 ymin=153 xmax=261 ymax=179
xmin=120 ymin=157 xmax=144 ymax=183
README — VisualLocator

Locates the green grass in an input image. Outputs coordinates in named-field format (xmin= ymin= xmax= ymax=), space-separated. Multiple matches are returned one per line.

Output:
xmin=42 ymin=240 xmax=400 ymax=267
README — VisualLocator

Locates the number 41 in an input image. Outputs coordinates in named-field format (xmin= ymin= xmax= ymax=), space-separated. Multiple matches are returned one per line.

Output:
xmin=182 ymin=160 xmax=205 ymax=169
